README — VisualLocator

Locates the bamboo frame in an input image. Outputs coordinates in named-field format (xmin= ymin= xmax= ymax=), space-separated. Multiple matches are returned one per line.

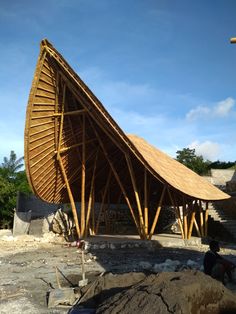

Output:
xmin=58 ymin=155 xmax=81 ymax=237
xmin=125 ymin=154 xmax=146 ymax=238
xmin=89 ymin=119 xmax=141 ymax=236
xmin=95 ymin=170 xmax=111 ymax=234
xmin=149 ymin=185 xmax=166 ymax=240
xmin=183 ymin=196 xmax=188 ymax=239
xmin=199 ymin=200 xmax=204 ymax=237
xmin=85 ymin=150 xmax=98 ymax=237
xmin=187 ymin=204 xmax=195 ymax=239
xmin=205 ymin=201 xmax=209 ymax=237
xmin=80 ymin=114 xmax=86 ymax=237
xmin=167 ymin=188 xmax=185 ymax=239
xmin=193 ymin=217 xmax=201 ymax=237
xmin=144 ymin=169 xmax=148 ymax=235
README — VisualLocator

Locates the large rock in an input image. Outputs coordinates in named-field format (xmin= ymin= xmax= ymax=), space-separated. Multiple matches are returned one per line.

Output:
xmin=96 ymin=271 xmax=236 ymax=314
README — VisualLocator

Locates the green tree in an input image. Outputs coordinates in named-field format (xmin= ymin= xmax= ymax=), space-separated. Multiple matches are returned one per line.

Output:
xmin=0 ymin=151 xmax=31 ymax=228
xmin=176 ymin=148 xmax=210 ymax=175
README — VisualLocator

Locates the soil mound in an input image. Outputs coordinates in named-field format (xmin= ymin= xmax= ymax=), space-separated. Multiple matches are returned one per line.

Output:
xmin=92 ymin=271 xmax=236 ymax=314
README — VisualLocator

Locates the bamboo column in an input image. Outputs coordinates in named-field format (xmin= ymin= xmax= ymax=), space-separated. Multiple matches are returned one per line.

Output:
xmin=205 ymin=201 xmax=209 ymax=237
xmin=81 ymin=114 xmax=86 ymax=237
xmin=85 ymin=151 xmax=98 ymax=237
xmin=149 ymin=185 xmax=166 ymax=240
xmin=144 ymin=169 xmax=149 ymax=236
xmin=167 ymin=188 xmax=185 ymax=239
xmin=125 ymin=154 xmax=146 ymax=239
xmin=183 ymin=196 xmax=188 ymax=239
xmin=187 ymin=202 xmax=196 ymax=239
xmin=88 ymin=119 xmax=141 ymax=237
xmin=199 ymin=200 xmax=204 ymax=237
xmin=95 ymin=170 xmax=111 ymax=234
xmin=55 ymin=82 xmax=81 ymax=238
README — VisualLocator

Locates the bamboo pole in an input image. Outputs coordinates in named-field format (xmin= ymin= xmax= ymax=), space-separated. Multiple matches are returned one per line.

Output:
xmin=193 ymin=217 xmax=201 ymax=237
xmin=58 ymin=155 xmax=81 ymax=237
xmin=183 ymin=196 xmax=188 ymax=239
xmin=81 ymin=114 xmax=86 ymax=237
xmin=144 ymin=169 xmax=148 ymax=236
xmin=148 ymin=185 xmax=166 ymax=240
xmin=85 ymin=150 xmax=98 ymax=237
xmin=205 ymin=201 xmax=209 ymax=237
xmin=88 ymin=119 xmax=141 ymax=236
xmin=167 ymin=188 xmax=185 ymax=239
xmin=199 ymin=200 xmax=204 ymax=237
xmin=125 ymin=154 xmax=146 ymax=238
xmin=187 ymin=208 xmax=196 ymax=239
xmin=53 ymin=109 xmax=86 ymax=116
xmin=95 ymin=170 xmax=111 ymax=234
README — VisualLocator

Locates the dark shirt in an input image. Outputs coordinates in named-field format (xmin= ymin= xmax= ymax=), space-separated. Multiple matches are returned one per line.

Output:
xmin=203 ymin=250 xmax=223 ymax=275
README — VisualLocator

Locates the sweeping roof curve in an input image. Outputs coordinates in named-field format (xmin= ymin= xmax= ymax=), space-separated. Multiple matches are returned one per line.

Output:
xmin=24 ymin=39 xmax=230 ymax=203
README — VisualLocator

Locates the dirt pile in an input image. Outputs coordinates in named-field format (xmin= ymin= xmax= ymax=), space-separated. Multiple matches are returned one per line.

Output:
xmin=77 ymin=271 xmax=236 ymax=314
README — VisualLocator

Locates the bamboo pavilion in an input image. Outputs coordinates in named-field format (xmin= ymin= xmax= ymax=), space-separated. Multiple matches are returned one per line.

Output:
xmin=24 ymin=39 xmax=230 ymax=240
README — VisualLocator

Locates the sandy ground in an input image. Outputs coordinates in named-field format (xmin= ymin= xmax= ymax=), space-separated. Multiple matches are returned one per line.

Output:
xmin=0 ymin=231 xmax=236 ymax=313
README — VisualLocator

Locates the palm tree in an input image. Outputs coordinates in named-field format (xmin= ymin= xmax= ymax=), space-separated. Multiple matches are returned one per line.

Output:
xmin=1 ymin=151 xmax=24 ymax=180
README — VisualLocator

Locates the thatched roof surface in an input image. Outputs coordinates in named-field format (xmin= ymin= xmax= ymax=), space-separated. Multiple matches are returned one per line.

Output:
xmin=127 ymin=135 xmax=229 ymax=201
xmin=24 ymin=39 xmax=230 ymax=204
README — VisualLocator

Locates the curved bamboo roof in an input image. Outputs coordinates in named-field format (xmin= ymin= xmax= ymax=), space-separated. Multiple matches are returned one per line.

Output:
xmin=127 ymin=135 xmax=229 ymax=201
xmin=24 ymin=39 xmax=230 ymax=205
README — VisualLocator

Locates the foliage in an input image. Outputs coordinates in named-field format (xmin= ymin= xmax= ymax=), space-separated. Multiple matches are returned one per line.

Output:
xmin=0 ymin=151 xmax=31 ymax=228
xmin=209 ymin=160 xmax=236 ymax=169
xmin=176 ymin=148 xmax=211 ymax=175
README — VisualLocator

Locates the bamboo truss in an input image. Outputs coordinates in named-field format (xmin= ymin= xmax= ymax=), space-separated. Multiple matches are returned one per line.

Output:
xmin=24 ymin=39 xmax=231 ymax=240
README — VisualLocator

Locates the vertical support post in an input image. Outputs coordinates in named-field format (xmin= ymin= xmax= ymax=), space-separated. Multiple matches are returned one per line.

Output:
xmin=81 ymin=114 xmax=86 ymax=237
xmin=205 ymin=201 xmax=209 ymax=237
xmin=149 ymin=185 xmax=166 ymax=240
xmin=167 ymin=188 xmax=185 ymax=239
xmin=187 ymin=203 xmax=195 ymax=239
xmin=199 ymin=200 xmax=204 ymax=237
xmin=183 ymin=196 xmax=188 ymax=239
xmin=88 ymin=119 xmax=141 ymax=237
xmin=125 ymin=154 xmax=146 ymax=238
xmin=144 ymin=169 xmax=149 ymax=236
xmin=95 ymin=170 xmax=111 ymax=234
xmin=58 ymin=156 xmax=81 ymax=237
xmin=85 ymin=150 xmax=98 ymax=237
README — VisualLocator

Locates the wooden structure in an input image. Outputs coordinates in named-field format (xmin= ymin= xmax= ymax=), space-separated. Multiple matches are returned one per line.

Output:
xmin=24 ymin=39 xmax=230 ymax=240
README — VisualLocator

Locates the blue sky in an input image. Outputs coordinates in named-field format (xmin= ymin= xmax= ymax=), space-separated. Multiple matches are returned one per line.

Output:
xmin=0 ymin=0 xmax=236 ymax=163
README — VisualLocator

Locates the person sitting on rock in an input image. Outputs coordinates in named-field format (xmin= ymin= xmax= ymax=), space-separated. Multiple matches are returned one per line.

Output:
xmin=203 ymin=240 xmax=235 ymax=284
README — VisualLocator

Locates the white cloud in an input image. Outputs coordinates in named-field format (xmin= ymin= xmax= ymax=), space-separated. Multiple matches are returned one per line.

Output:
xmin=186 ymin=97 xmax=235 ymax=121
xmin=214 ymin=97 xmax=235 ymax=117
xmin=186 ymin=106 xmax=210 ymax=121
xmin=189 ymin=140 xmax=220 ymax=161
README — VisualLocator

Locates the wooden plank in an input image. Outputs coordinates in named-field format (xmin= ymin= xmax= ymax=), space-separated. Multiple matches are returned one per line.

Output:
xmin=148 ymin=185 xmax=166 ymax=240
xmin=125 ymin=154 xmax=146 ymax=238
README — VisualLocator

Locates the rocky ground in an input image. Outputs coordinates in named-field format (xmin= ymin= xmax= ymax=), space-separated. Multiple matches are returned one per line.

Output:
xmin=0 ymin=230 xmax=236 ymax=313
